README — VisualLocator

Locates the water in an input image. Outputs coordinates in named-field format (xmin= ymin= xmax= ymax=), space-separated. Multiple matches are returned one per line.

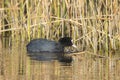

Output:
xmin=0 ymin=39 xmax=120 ymax=80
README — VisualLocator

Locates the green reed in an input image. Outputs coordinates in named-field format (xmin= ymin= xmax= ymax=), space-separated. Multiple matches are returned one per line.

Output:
xmin=0 ymin=0 xmax=120 ymax=55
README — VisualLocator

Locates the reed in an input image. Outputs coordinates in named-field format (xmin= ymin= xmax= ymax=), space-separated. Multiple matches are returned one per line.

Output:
xmin=0 ymin=0 xmax=120 ymax=55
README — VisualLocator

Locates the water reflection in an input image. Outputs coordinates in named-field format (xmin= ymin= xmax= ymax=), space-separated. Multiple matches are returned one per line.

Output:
xmin=0 ymin=39 xmax=120 ymax=80
xmin=27 ymin=52 xmax=73 ymax=63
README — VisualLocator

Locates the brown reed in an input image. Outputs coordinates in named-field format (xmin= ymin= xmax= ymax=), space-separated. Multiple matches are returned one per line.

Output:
xmin=0 ymin=0 xmax=120 ymax=55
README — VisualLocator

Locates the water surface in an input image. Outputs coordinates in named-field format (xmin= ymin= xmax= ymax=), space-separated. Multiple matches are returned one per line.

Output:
xmin=0 ymin=39 xmax=120 ymax=80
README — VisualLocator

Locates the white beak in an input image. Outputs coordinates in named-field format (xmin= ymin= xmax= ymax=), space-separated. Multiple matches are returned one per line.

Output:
xmin=72 ymin=44 xmax=77 ymax=48
xmin=71 ymin=39 xmax=77 ymax=48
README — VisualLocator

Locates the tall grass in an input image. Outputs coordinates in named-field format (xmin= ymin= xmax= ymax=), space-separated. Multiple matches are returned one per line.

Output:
xmin=0 ymin=0 xmax=120 ymax=54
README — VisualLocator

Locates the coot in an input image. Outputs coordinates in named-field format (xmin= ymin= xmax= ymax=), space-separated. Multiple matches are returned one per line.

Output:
xmin=26 ymin=37 xmax=75 ymax=53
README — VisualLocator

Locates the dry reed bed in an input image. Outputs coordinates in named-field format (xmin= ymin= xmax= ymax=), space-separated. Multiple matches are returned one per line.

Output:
xmin=0 ymin=0 xmax=120 ymax=55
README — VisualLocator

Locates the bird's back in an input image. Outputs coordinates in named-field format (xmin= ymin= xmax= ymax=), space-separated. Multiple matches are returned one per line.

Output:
xmin=26 ymin=39 xmax=64 ymax=53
